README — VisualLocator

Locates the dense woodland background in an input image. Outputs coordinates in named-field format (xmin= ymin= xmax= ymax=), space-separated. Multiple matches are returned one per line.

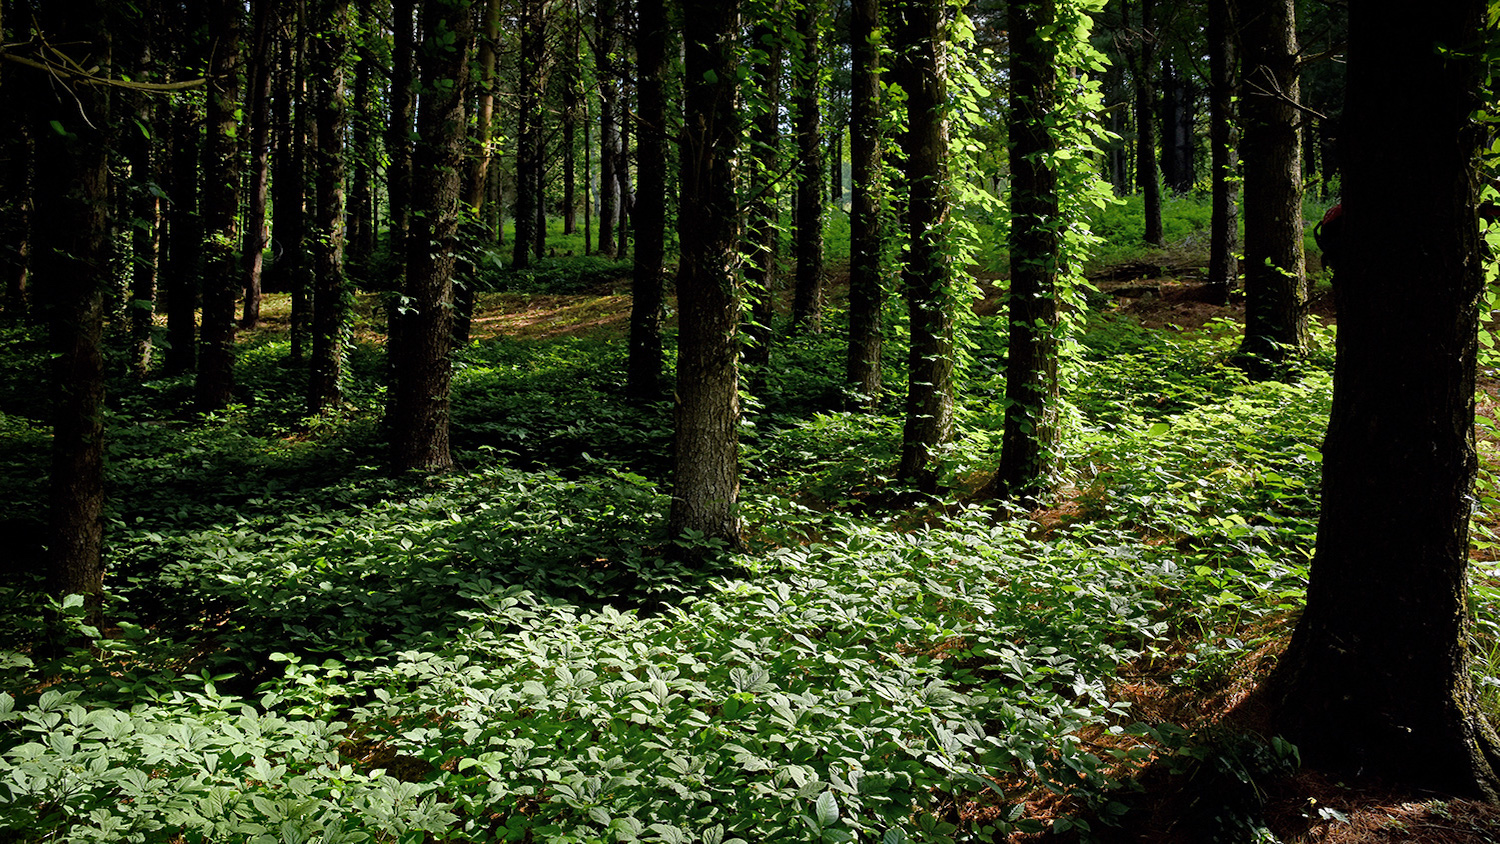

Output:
xmin=2 ymin=0 xmax=1500 ymax=841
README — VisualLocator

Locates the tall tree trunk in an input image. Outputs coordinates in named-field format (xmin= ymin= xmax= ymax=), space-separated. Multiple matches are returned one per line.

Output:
xmin=0 ymin=77 xmax=30 ymax=320
xmin=384 ymin=0 xmax=417 ymax=367
xmin=196 ymin=0 xmax=243 ymax=413
xmin=671 ymin=0 xmax=744 ymax=551
xmin=844 ymin=0 xmax=883 ymax=408
xmin=828 ymin=124 xmax=843 ymax=203
xmin=1131 ymin=0 xmax=1163 ymax=246
xmin=562 ymin=14 xmax=580 ymax=236
xmin=626 ymin=0 xmax=668 ymax=400
xmin=1266 ymin=0 xmax=1500 ymax=798
xmin=240 ymin=0 xmax=274 ymax=329
xmin=512 ymin=0 xmax=542 ymax=269
xmin=389 ymin=0 xmax=472 ymax=473
xmin=790 ymin=0 xmax=825 ymax=334
xmin=612 ymin=81 xmax=630 ymax=261
xmin=741 ymin=7 xmax=783 ymax=396
xmin=29 ymin=0 xmax=111 ymax=621
xmin=892 ymin=0 xmax=954 ymax=493
xmin=455 ymin=0 xmax=502 ymax=343
xmin=1205 ymin=0 xmax=1240 ymax=304
xmin=307 ymin=0 xmax=350 ymax=418
xmin=164 ymin=94 xmax=202 ymax=376
xmin=124 ymin=48 xmax=162 ymax=378
xmin=584 ymin=97 xmax=593 ymax=254
xmin=273 ymin=0 xmax=314 ymax=362
xmin=985 ymin=0 xmax=1059 ymax=504
xmin=596 ymin=0 xmax=619 ymax=259
xmin=346 ymin=0 xmax=377 ymax=275
xmin=1237 ymin=0 xmax=1307 ymax=378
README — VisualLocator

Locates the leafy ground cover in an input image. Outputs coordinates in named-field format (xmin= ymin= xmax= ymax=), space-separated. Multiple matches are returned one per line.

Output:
xmin=2 ymin=238 xmax=1499 ymax=842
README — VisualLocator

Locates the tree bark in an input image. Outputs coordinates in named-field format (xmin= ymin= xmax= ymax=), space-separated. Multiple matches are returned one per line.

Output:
xmin=240 ymin=0 xmax=274 ymax=329
xmin=512 ymin=0 xmax=542 ymax=269
xmin=1205 ymin=0 xmax=1240 ymax=305
xmin=164 ymin=94 xmax=202 ymax=376
xmin=0 ymin=79 xmax=30 ymax=320
xmin=1237 ymin=0 xmax=1307 ymax=378
xmin=346 ymin=0 xmax=377 ymax=275
xmin=844 ymin=0 xmax=883 ymax=409
xmin=790 ymin=0 xmax=825 ymax=334
xmin=1266 ymin=0 xmax=1500 ymax=798
xmin=307 ymin=0 xmax=350 ymax=418
xmin=892 ymin=0 xmax=954 ymax=493
xmin=596 ymin=0 xmax=620 ymax=259
xmin=384 ymin=0 xmax=417 ymax=368
xmin=389 ymin=0 xmax=472 ymax=473
xmin=985 ymin=0 xmax=1059 ymax=504
xmin=626 ymin=0 xmax=668 ymax=400
xmin=124 ymin=49 xmax=162 ymax=379
xmin=455 ymin=0 xmax=502 ymax=343
xmin=29 ymin=0 xmax=111 ymax=620
xmin=196 ymin=0 xmax=243 ymax=413
xmin=671 ymin=0 xmax=744 ymax=551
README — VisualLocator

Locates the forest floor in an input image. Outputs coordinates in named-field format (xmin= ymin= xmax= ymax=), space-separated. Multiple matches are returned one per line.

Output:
xmin=442 ymin=258 xmax=1500 ymax=844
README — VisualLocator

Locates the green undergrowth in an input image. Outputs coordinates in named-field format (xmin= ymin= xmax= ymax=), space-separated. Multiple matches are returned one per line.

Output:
xmin=1 ymin=293 xmax=1495 ymax=843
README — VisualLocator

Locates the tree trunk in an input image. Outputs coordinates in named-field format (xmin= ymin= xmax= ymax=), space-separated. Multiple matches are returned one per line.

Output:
xmin=384 ymin=0 xmax=417 ymax=367
xmin=1266 ymin=0 xmax=1500 ymax=798
xmin=240 ymin=0 xmax=274 ymax=329
xmin=790 ymin=0 xmax=825 ymax=334
xmin=0 ymin=76 xmax=30 ymax=320
xmin=612 ymin=81 xmax=630 ymax=261
xmin=1205 ymin=0 xmax=1240 ymax=305
xmin=984 ymin=0 xmax=1059 ymax=504
xmin=307 ymin=0 xmax=350 ymax=418
xmin=455 ymin=0 xmax=502 ymax=343
xmin=671 ymin=0 xmax=744 ymax=551
xmin=512 ymin=0 xmax=542 ymax=269
xmin=1237 ymin=0 xmax=1307 ymax=378
xmin=346 ymin=0 xmax=377 ymax=275
xmin=626 ymin=0 xmax=668 ymax=400
xmin=596 ymin=0 xmax=619 ymax=259
xmin=164 ymin=95 xmax=202 ymax=376
xmin=30 ymin=1 xmax=111 ymax=621
xmin=1132 ymin=0 xmax=1163 ymax=246
xmin=892 ymin=0 xmax=954 ymax=493
xmin=741 ymin=8 xmax=783 ymax=396
xmin=196 ymin=0 xmax=243 ymax=413
xmin=844 ymin=0 xmax=883 ymax=409
xmin=124 ymin=58 xmax=162 ymax=379
xmin=389 ymin=0 xmax=472 ymax=473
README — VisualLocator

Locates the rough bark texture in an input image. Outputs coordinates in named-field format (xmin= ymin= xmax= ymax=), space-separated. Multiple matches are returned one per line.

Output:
xmin=844 ymin=0 xmax=883 ymax=409
xmin=307 ymin=0 xmax=350 ymax=418
xmin=389 ymin=0 xmax=472 ymax=473
xmin=1266 ymin=0 xmax=1500 ymax=798
xmin=385 ymin=0 xmax=416 ymax=275
xmin=125 ymin=63 xmax=162 ymax=379
xmin=196 ymin=0 xmax=243 ymax=413
xmin=270 ymin=0 xmax=309 ymax=360
xmin=240 ymin=0 xmax=274 ymax=329
xmin=790 ymin=0 xmax=825 ymax=335
xmin=626 ymin=0 xmax=668 ymax=401
xmin=671 ymin=0 xmax=744 ymax=550
xmin=455 ymin=0 xmax=502 ymax=344
xmin=1237 ymin=0 xmax=1307 ymax=378
xmin=346 ymin=0 xmax=377 ymax=274
xmin=741 ymin=11 xmax=782 ymax=395
xmin=892 ymin=0 xmax=954 ymax=493
xmin=30 ymin=0 xmax=111 ymax=617
xmin=986 ymin=0 xmax=1059 ymax=504
xmin=1206 ymin=0 xmax=1240 ymax=305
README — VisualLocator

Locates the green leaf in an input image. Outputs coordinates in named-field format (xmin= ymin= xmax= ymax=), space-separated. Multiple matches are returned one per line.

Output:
xmin=815 ymin=791 xmax=839 ymax=828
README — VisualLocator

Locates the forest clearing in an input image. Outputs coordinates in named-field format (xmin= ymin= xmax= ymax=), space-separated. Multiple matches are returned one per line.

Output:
xmin=5 ymin=0 xmax=1500 ymax=841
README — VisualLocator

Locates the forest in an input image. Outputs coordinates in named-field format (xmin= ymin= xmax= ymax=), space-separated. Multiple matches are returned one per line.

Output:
xmin=2 ymin=0 xmax=1500 ymax=841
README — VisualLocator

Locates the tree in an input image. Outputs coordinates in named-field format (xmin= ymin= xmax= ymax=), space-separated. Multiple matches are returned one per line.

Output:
xmin=195 ymin=0 xmax=244 ymax=412
xmin=345 ymin=0 xmax=379 ymax=276
xmin=240 ymin=0 xmax=275 ymax=330
xmin=844 ymin=0 xmax=883 ymax=409
xmin=985 ymin=0 xmax=1059 ymax=504
xmin=626 ymin=0 xmax=669 ymax=401
xmin=388 ymin=0 xmax=473 ymax=473
xmin=1236 ymin=0 xmax=1307 ymax=378
xmin=741 ymin=1 xmax=784 ymax=395
xmin=307 ymin=0 xmax=352 ymax=418
xmin=790 ymin=0 xmax=827 ymax=335
xmin=512 ymin=0 xmax=544 ymax=269
xmin=671 ymin=0 xmax=744 ymax=550
xmin=1125 ymin=0 xmax=1163 ymax=246
xmin=1205 ymin=0 xmax=1239 ymax=305
xmin=595 ymin=0 xmax=621 ymax=259
xmin=891 ymin=0 xmax=955 ymax=494
xmin=27 ymin=0 xmax=112 ymax=617
xmin=1265 ymin=0 xmax=1500 ymax=798
xmin=270 ymin=0 xmax=312 ymax=362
